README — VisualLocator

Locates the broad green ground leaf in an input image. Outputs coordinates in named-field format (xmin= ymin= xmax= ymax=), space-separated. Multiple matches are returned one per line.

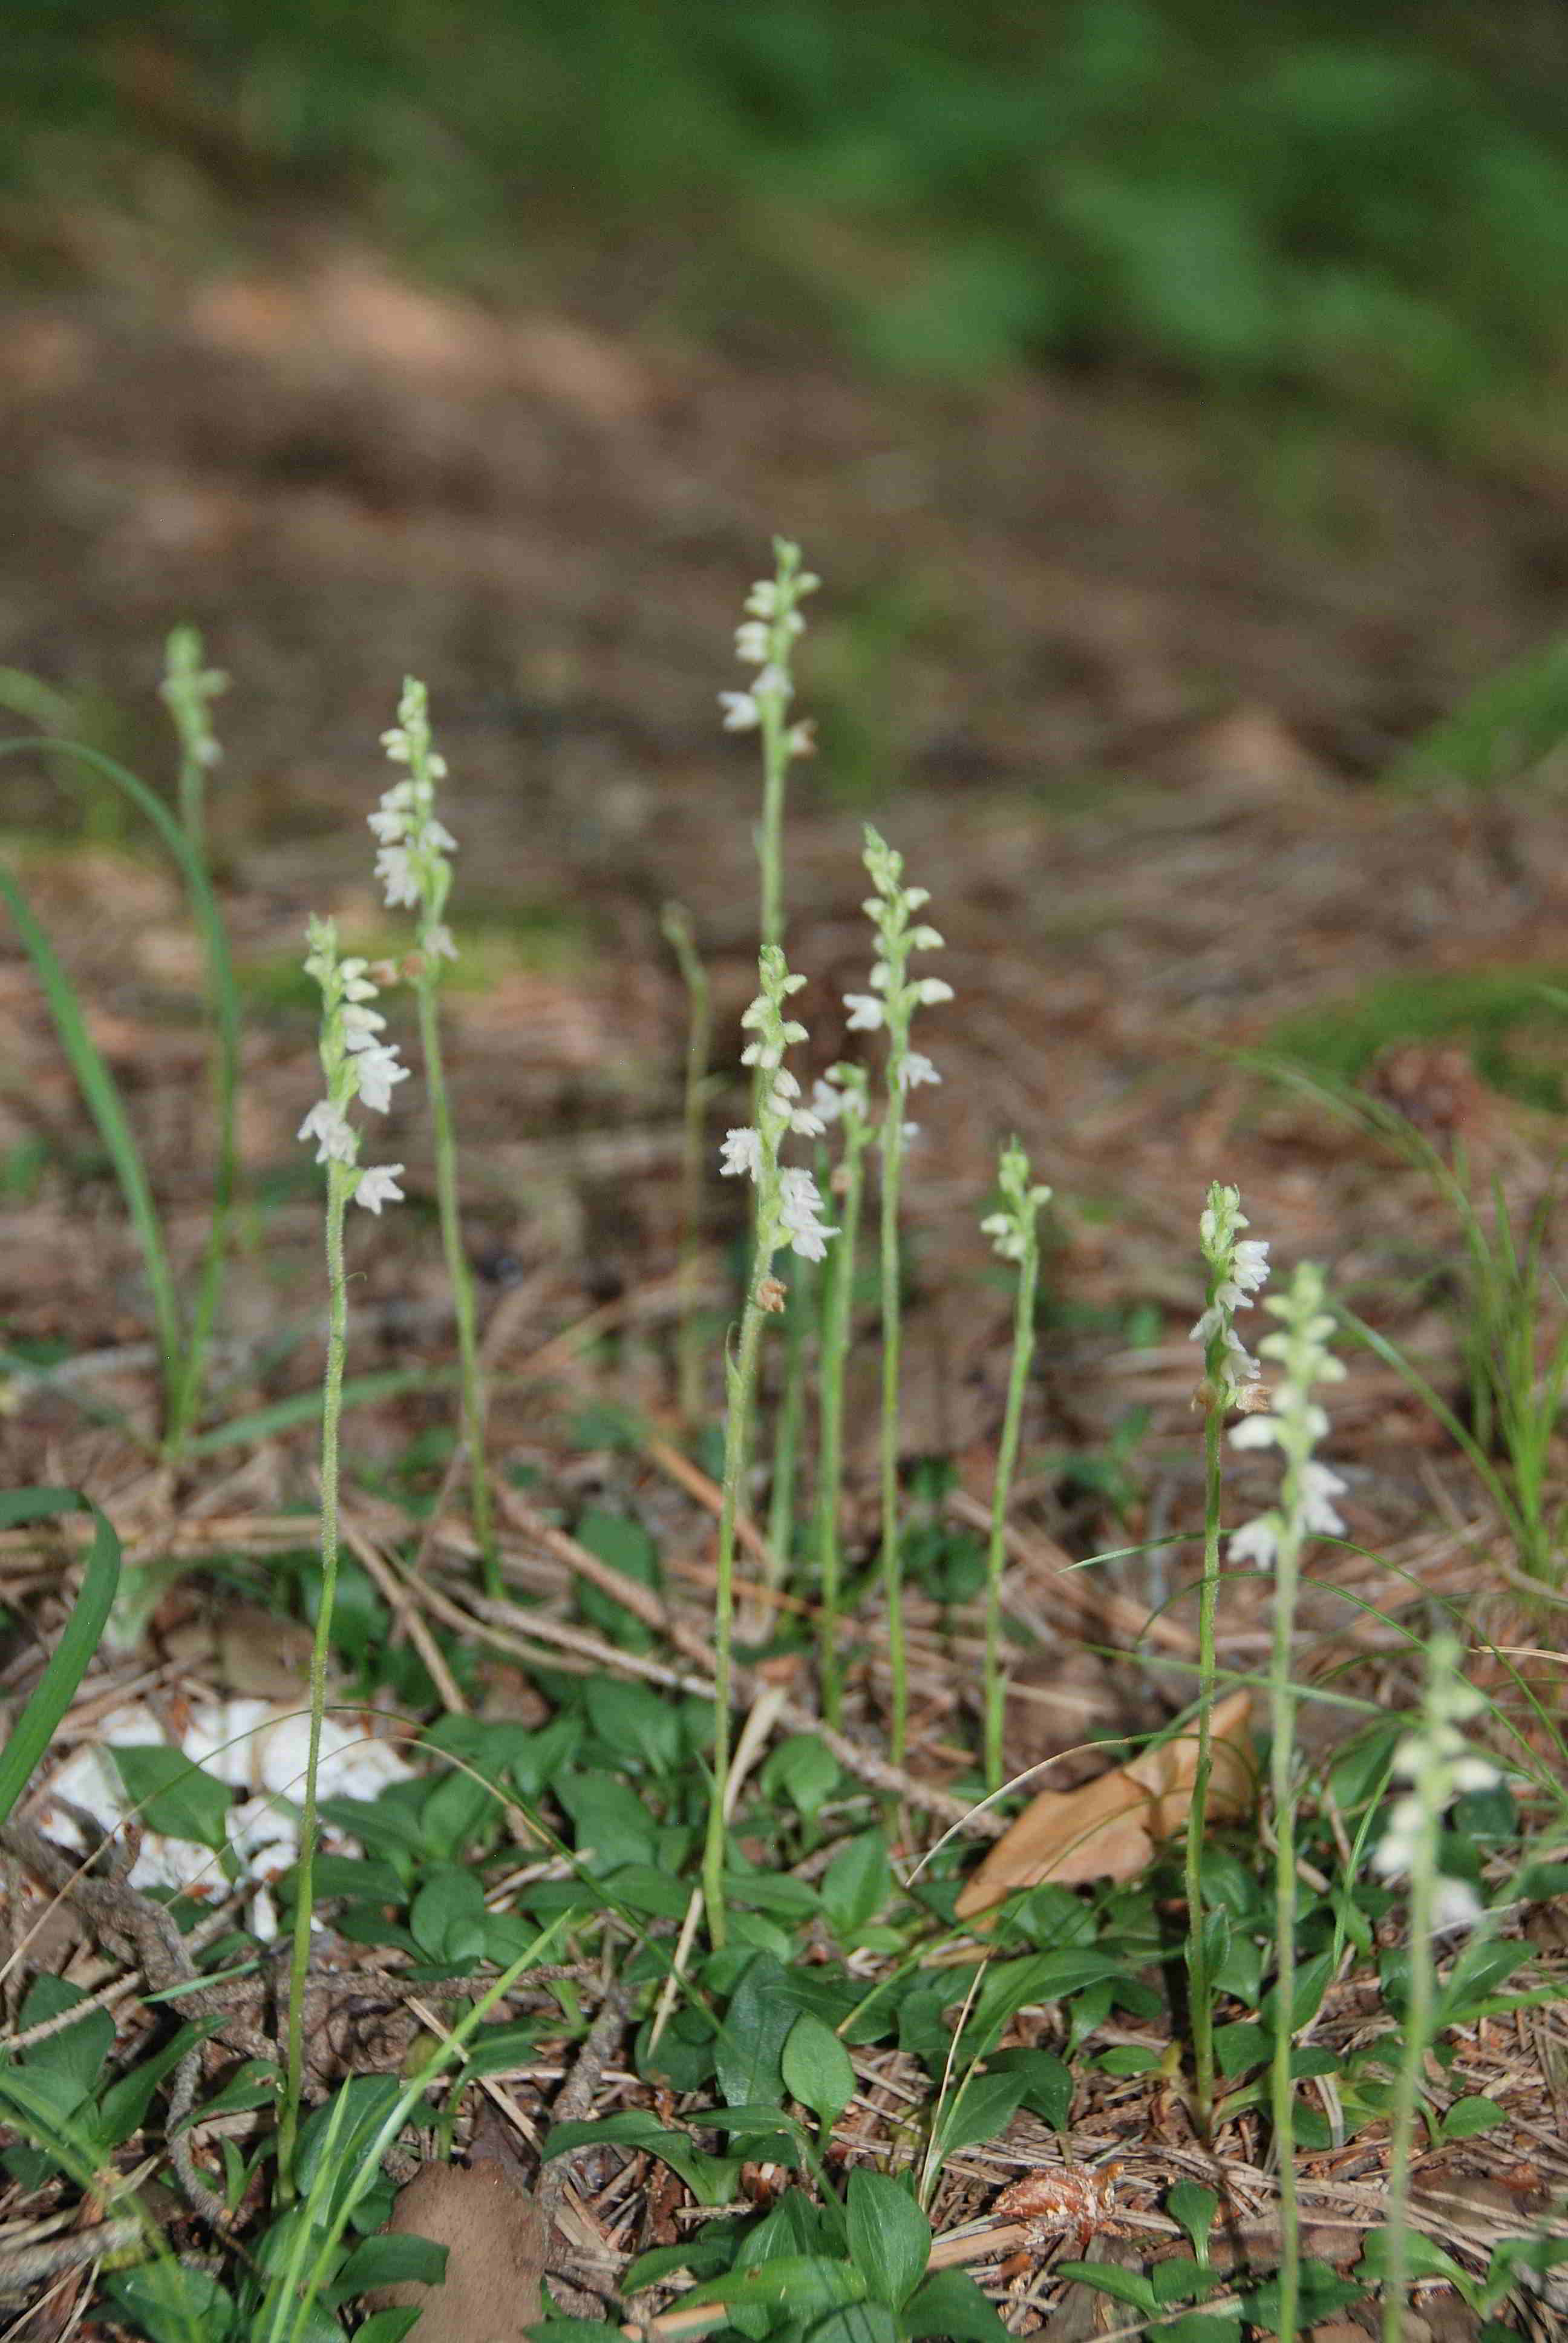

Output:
xmin=716 ymin=1953 xmax=795 ymax=2110
xmin=111 ymin=1742 xmax=230 ymax=1853
xmin=783 ymin=2011 xmax=856 ymax=2129
xmin=846 ymin=2170 xmax=929 ymax=2310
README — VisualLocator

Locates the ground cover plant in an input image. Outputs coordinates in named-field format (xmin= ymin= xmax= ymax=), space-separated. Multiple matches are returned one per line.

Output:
xmin=2 ymin=557 xmax=1568 ymax=2343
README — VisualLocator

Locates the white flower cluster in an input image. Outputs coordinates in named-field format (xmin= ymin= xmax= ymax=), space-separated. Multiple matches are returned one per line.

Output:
xmin=370 ymin=678 xmax=459 ymax=962
xmin=717 ymin=541 xmax=819 ymax=750
xmin=982 ymin=1136 xmax=1052 ymax=1264
xmin=846 ymin=827 xmax=953 ymax=1076
xmin=298 ymin=919 xmax=409 ymax=1213
xmin=1191 ymin=1182 xmax=1270 ymax=1401
xmin=1371 ymin=1636 xmax=1501 ymax=1932
xmin=719 ymin=946 xmax=839 ymax=1263
xmin=1226 ymin=1260 xmax=1347 ymax=1571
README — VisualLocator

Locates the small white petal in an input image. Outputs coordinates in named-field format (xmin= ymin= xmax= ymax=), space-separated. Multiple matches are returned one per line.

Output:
xmin=719 ymin=690 xmax=760 ymax=732
xmin=354 ymin=1164 xmax=405 ymax=1214
xmin=719 ymin=1127 xmax=763 ymax=1181
xmin=844 ymin=994 xmax=884 ymax=1031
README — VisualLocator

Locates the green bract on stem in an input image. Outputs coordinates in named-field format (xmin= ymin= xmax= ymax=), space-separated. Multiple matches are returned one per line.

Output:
xmin=371 ymin=681 xmax=498 ymax=1598
xmin=280 ymin=916 xmax=412 ymax=2195
xmin=662 ymin=902 xmax=714 ymax=1429
xmin=718 ymin=539 xmax=818 ymax=954
xmin=1184 ymin=1181 xmax=1270 ymax=2138
xmin=981 ymin=1139 xmax=1050 ymax=1792
xmin=813 ymin=1064 xmax=874 ymax=1726
xmin=707 ymin=945 xmax=837 ymax=1948
xmin=1226 ymin=1259 xmax=1347 ymax=2340
xmin=848 ymin=826 xmax=952 ymax=1767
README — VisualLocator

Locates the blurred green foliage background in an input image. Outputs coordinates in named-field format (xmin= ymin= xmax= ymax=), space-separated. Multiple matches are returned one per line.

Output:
xmin=9 ymin=0 xmax=1568 ymax=442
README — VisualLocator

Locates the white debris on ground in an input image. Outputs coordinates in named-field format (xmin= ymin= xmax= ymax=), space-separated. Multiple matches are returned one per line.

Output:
xmin=36 ymin=1699 xmax=414 ymax=1938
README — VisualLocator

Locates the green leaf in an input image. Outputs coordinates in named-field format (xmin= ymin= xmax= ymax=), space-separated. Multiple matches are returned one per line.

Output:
xmin=847 ymin=2171 xmax=929 ymax=2311
xmin=101 ymin=2022 xmax=217 ymax=2146
xmin=543 ymin=2114 xmax=741 ymax=2207
xmin=783 ymin=2013 xmax=856 ymax=2130
xmin=354 ymin=2315 xmax=423 ymax=2343
xmin=1237 ymin=2256 xmax=1365 ymax=2325
xmin=814 ymin=2305 xmax=898 ymax=2343
xmin=1436 ymin=1939 xmax=1529 ymax=2022
xmin=930 ymin=2069 xmax=1030 ymax=2161
xmin=1167 ymin=2183 xmax=1218 ymax=2263
xmin=555 ymin=1771 xmax=658 ymax=1873
xmin=338 ymin=2232 xmax=450 ymax=2292
xmin=822 ymin=1830 xmax=890 ymax=1935
xmin=572 ymin=1509 xmax=662 ymax=1652
xmin=716 ymin=1954 xmax=797 ymax=2111
xmin=1053 ymin=2261 xmax=1158 ymax=2313
xmin=110 ymin=1743 xmax=230 ymax=1853
xmin=585 ymin=1676 xmax=681 ymax=1773
xmin=603 ymin=1864 xmax=692 ymax=1922
xmin=1152 ymin=2256 xmax=1207 ymax=2306
xmin=15 ymin=1978 xmax=115 ymax=2112
xmin=984 ymin=2048 xmax=1072 ymax=2133
xmin=683 ymin=2255 xmax=866 ymax=2315
xmin=409 ymin=1868 xmax=489 ymax=1964
xmin=1097 ymin=2046 xmax=1162 ymax=2077
xmin=1155 ymin=2317 xmax=1242 ymax=2343
xmin=0 ymin=1490 xmax=120 ymax=1827
xmin=103 ymin=2261 xmax=237 ymax=2343
xmin=900 ymin=2269 xmax=1011 ymax=2343
xmin=1262 ymin=1946 xmax=1335 ymax=2036
xmin=1441 ymin=2095 xmax=1506 ymax=2140
xmin=1214 ymin=2020 xmax=1267 ymax=2077
xmin=762 ymin=1734 xmax=840 ymax=1821
xmin=420 ymin=1766 xmax=498 ymax=1857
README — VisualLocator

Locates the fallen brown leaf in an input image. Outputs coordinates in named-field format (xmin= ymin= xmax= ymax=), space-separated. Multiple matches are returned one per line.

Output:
xmin=365 ymin=2160 xmax=547 ymax=2342
xmin=955 ymin=1690 xmax=1255 ymax=1917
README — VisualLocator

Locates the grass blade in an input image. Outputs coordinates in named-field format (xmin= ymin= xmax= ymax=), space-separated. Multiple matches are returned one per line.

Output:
xmin=0 ymin=1487 xmax=121 ymax=1826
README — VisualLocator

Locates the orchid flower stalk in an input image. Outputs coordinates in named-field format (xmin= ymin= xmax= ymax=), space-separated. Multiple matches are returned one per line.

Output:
xmin=1184 ymin=1181 xmax=1269 ymax=2137
xmin=279 ymin=916 xmax=410 ymax=2193
xmin=372 ymin=682 xmax=498 ymax=1596
xmin=705 ymin=945 xmax=837 ymax=1947
xmin=812 ymin=1065 xmax=873 ymax=1726
xmin=1227 ymin=1260 xmax=1347 ymax=2340
xmin=849 ymin=826 xmax=952 ymax=1764
xmin=981 ymin=1139 xmax=1051 ymax=1792
xmin=718 ymin=539 xmax=818 ymax=952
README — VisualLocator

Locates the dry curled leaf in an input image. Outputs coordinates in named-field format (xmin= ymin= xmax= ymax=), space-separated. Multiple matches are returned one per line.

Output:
xmin=956 ymin=1689 xmax=1255 ymax=1916
xmin=366 ymin=2160 xmax=547 ymax=2342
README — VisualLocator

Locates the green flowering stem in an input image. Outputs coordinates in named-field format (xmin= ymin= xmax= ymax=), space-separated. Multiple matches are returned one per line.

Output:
xmin=1380 ymin=1791 xmax=1436 ymax=2343
xmin=876 ymin=1104 xmax=909 ymax=1762
xmin=1267 ymin=1481 xmax=1304 ymax=2342
xmin=981 ymin=1140 xmax=1047 ymax=1794
xmin=766 ymin=1266 xmax=811 ymax=1597
xmin=702 ymin=1276 xmax=771 ymax=1951
xmin=816 ymin=1078 xmax=871 ymax=1726
xmin=158 ymin=627 xmax=235 ymax=1457
xmin=1184 ymin=1182 xmax=1270 ymax=2142
xmin=279 ymin=1153 xmax=350 ymax=2198
xmin=417 ymin=972 xmax=498 ymax=1599
xmin=662 ymin=902 xmax=713 ymax=1429
xmin=1185 ymin=1392 xmax=1224 ymax=2139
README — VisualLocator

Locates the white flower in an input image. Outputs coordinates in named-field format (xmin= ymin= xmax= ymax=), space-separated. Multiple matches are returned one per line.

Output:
xmin=380 ymin=726 xmax=411 ymax=763
xmin=339 ymin=959 xmax=380 ymax=1004
xmin=1232 ymin=1239 xmax=1270 ymax=1295
xmin=1299 ymin=1460 xmax=1348 ymax=1537
xmin=1430 ymin=1876 xmax=1485 ymax=1932
xmin=752 ymin=663 xmax=790 ymax=703
xmin=719 ymin=690 xmax=760 ymax=732
xmin=982 ymin=1211 xmax=1027 ymax=1263
xmin=734 ymin=620 xmax=771 ymax=663
xmin=354 ymin=1163 xmax=405 ymax=1214
xmin=913 ymin=977 xmax=955 ymax=1007
xmin=1229 ymin=1514 xmax=1281 ymax=1571
xmin=744 ymin=580 xmax=780 ymax=618
xmin=908 ymin=925 xmax=944 ymax=952
xmin=367 ymin=803 xmax=410 ymax=843
xmin=844 ymin=994 xmax=884 ymax=1031
xmin=353 ymin=1044 xmax=410 ymax=1115
xmin=786 ymin=723 xmax=816 ymax=759
xmin=810 ymin=1077 xmax=844 ymax=1126
xmin=425 ymin=923 xmax=459 ymax=962
xmin=298 ymin=1100 xmax=356 ymax=1165
xmin=342 ymin=1005 xmax=387 ymax=1049
xmin=426 ymin=818 xmax=458 ymax=854
xmin=375 ymin=846 xmax=420 ymax=908
xmin=789 ymin=1103 xmax=827 ymax=1137
xmin=778 ymin=1166 xmax=837 ymax=1260
xmin=898 ymin=1050 xmax=941 ymax=1090
xmin=720 ymin=1127 xmax=762 ymax=1181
